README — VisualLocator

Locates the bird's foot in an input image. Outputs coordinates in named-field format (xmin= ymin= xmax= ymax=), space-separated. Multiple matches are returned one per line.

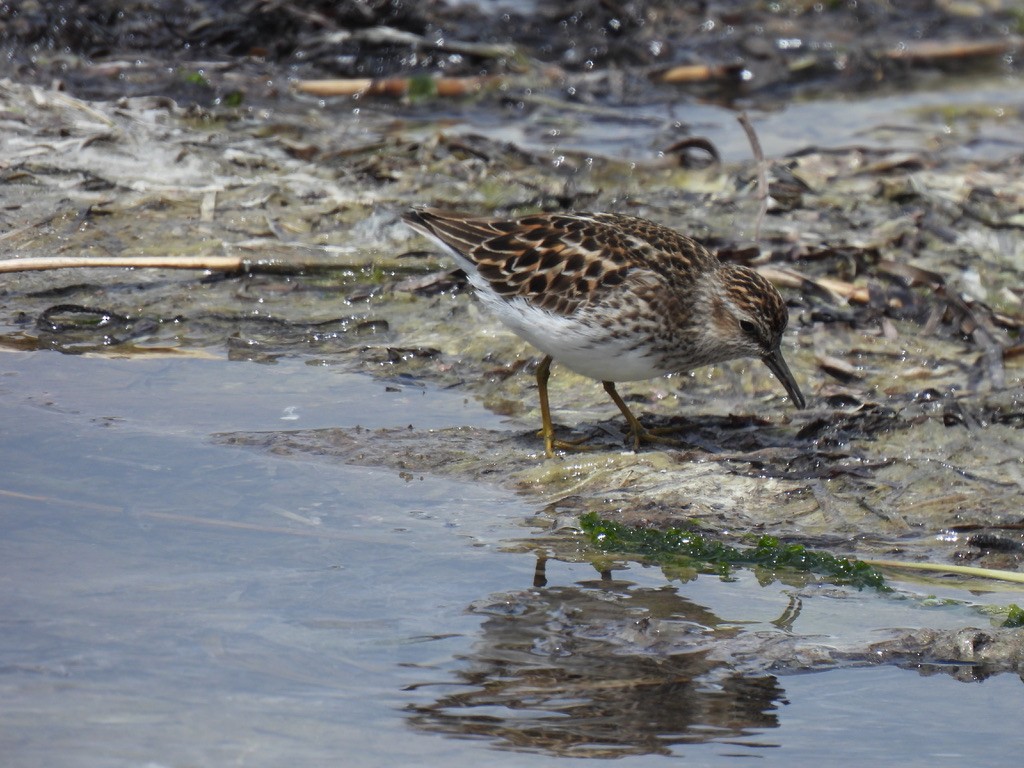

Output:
xmin=626 ymin=424 xmax=684 ymax=452
xmin=537 ymin=427 xmax=593 ymax=458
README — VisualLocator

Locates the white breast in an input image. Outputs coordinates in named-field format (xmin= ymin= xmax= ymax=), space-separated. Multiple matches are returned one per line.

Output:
xmin=474 ymin=289 xmax=669 ymax=382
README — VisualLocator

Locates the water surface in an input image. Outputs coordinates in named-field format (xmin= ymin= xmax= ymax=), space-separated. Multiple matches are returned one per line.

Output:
xmin=2 ymin=351 xmax=1022 ymax=766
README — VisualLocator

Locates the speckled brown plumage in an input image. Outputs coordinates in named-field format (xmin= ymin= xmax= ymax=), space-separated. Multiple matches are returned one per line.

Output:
xmin=403 ymin=207 xmax=805 ymax=457
xmin=406 ymin=210 xmax=712 ymax=316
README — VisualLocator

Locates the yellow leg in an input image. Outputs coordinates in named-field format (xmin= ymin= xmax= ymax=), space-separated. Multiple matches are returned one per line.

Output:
xmin=535 ymin=355 xmax=592 ymax=458
xmin=602 ymin=381 xmax=681 ymax=451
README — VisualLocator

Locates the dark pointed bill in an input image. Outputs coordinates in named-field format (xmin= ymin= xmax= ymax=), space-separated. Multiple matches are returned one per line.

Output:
xmin=762 ymin=347 xmax=806 ymax=409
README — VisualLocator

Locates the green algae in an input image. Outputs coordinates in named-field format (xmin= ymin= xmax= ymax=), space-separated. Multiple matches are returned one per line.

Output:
xmin=1002 ymin=604 xmax=1024 ymax=628
xmin=579 ymin=512 xmax=888 ymax=591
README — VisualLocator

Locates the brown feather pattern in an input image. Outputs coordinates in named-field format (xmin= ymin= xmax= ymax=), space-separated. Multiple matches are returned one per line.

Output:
xmin=403 ymin=208 xmax=718 ymax=321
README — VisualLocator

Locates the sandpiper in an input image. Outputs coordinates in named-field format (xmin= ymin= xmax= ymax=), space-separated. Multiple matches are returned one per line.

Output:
xmin=403 ymin=207 xmax=806 ymax=457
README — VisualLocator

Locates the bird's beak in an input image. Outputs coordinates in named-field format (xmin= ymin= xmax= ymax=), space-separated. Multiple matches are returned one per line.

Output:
xmin=762 ymin=347 xmax=806 ymax=409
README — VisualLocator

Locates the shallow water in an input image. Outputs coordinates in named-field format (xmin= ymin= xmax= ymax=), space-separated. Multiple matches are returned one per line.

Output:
xmin=1 ymin=351 xmax=1022 ymax=766
xmin=0 ymin=352 xmax=533 ymax=766
xmin=438 ymin=78 xmax=1024 ymax=167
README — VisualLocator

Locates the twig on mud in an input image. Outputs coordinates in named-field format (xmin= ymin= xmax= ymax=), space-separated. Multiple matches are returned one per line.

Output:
xmin=650 ymin=62 xmax=744 ymax=84
xmin=758 ymin=265 xmax=871 ymax=304
xmin=885 ymin=38 xmax=1020 ymax=62
xmin=32 ymin=87 xmax=118 ymax=129
xmin=293 ymin=74 xmax=503 ymax=98
xmin=0 ymin=255 xmax=247 ymax=274
xmin=865 ymin=558 xmax=1024 ymax=585
xmin=737 ymin=111 xmax=768 ymax=243
xmin=0 ymin=245 xmax=396 ymax=274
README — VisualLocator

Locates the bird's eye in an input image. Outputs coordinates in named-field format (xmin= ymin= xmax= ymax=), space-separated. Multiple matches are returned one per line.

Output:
xmin=739 ymin=319 xmax=758 ymax=336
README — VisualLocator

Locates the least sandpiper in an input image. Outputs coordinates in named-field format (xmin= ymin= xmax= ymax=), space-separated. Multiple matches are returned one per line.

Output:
xmin=403 ymin=207 xmax=806 ymax=457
